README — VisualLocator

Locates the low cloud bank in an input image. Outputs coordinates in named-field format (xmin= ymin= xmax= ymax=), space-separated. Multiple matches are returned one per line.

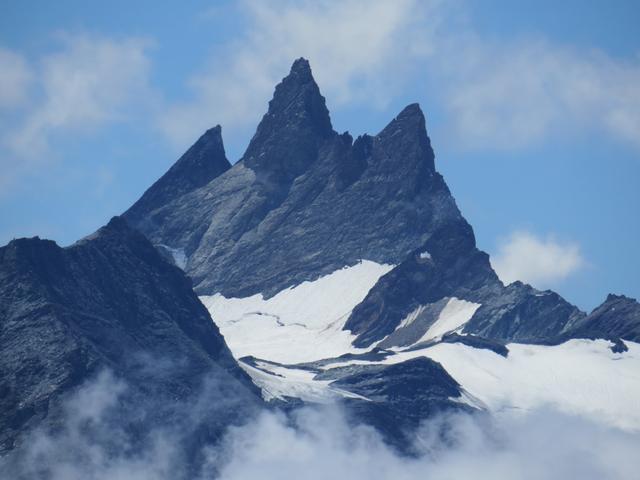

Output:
xmin=219 ymin=406 xmax=639 ymax=480
xmin=2 ymin=370 xmax=638 ymax=479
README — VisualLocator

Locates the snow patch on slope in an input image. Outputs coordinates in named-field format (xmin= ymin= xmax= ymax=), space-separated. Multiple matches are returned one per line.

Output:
xmin=200 ymin=260 xmax=393 ymax=364
xmin=427 ymin=340 xmax=640 ymax=431
xmin=157 ymin=244 xmax=187 ymax=269
xmin=239 ymin=361 xmax=369 ymax=403
xmin=396 ymin=305 xmax=427 ymax=330
xmin=324 ymin=339 xmax=640 ymax=431
xmin=417 ymin=298 xmax=480 ymax=343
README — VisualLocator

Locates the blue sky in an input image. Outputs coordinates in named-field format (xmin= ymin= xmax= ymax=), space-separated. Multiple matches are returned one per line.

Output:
xmin=0 ymin=0 xmax=638 ymax=311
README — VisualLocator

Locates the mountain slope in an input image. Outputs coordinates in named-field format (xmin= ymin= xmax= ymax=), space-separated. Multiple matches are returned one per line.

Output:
xmin=0 ymin=217 xmax=261 ymax=455
xmin=344 ymin=236 xmax=586 ymax=348
xmin=122 ymin=58 xmax=604 ymax=347
xmin=120 ymin=57 xmax=640 ymax=442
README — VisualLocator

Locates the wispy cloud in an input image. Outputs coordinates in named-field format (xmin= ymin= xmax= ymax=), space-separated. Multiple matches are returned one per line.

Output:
xmin=219 ymin=406 xmax=640 ymax=480
xmin=491 ymin=230 xmax=585 ymax=287
xmin=0 ymin=34 xmax=155 ymax=191
xmin=160 ymin=1 xmax=640 ymax=155
xmin=438 ymin=37 xmax=640 ymax=150
xmin=0 ymin=47 xmax=33 ymax=110
xmin=159 ymin=0 xmax=438 ymax=148
xmin=6 ymin=33 xmax=154 ymax=157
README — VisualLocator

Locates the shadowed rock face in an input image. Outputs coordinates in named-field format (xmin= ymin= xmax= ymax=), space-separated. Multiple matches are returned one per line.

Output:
xmin=0 ymin=217 xmax=261 ymax=454
xmin=243 ymin=57 xmax=334 ymax=184
xmin=320 ymin=357 xmax=472 ymax=453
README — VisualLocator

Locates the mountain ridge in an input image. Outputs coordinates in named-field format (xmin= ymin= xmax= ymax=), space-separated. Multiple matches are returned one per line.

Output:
xmin=124 ymin=59 xmax=461 ymax=299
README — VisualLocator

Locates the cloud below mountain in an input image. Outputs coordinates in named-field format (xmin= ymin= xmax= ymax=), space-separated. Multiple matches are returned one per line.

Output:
xmin=3 ymin=369 xmax=638 ymax=480
xmin=220 ymin=406 xmax=639 ymax=480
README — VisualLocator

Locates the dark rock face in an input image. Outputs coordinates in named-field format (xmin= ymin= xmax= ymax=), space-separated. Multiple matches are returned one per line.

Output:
xmin=466 ymin=282 xmax=585 ymax=343
xmin=0 ymin=217 xmax=261 ymax=455
xmin=345 ymin=222 xmax=499 ymax=347
xmin=124 ymin=60 xmax=462 ymax=298
xmin=439 ymin=333 xmax=509 ymax=357
xmin=322 ymin=357 xmax=471 ymax=453
xmin=322 ymin=357 xmax=462 ymax=405
xmin=563 ymin=294 xmax=640 ymax=343
xmin=243 ymin=57 xmax=334 ymax=184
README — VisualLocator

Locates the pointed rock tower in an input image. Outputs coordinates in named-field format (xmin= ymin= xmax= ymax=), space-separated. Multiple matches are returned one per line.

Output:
xmin=123 ymin=58 xmax=468 ymax=298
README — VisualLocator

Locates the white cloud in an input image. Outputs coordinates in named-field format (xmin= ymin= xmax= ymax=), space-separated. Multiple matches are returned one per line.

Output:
xmin=0 ymin=47 xmax=33 ymax=109
xmin=0 ymin=34 xmax=155 ymax=192
xmin=6 ymin=34 xmax=154 ymax=157
xmin=159 ymin=0 xmax=438 ymax=148
xmin=217 ymin=407 xmax=640 ymax=480
xmin=438 ymin=38 xmax=640 ymax=150
xmin=491 ymin=230 xmax=585 ymax=287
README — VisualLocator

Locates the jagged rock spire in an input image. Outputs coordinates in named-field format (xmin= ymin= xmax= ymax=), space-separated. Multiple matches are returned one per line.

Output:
xmin=124 ymin=125 xmax=231 ymax=225
xmin=377 ymin=103 xmax=435 ymax=173
xmin=243 ymin=57 xmax=334 ymax=182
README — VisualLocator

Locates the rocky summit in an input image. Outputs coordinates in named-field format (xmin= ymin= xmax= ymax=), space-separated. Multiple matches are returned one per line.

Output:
xmin=124 ymin=58 xmax=461 ymax=299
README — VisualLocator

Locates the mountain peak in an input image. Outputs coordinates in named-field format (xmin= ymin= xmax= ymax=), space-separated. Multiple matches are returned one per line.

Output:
xmin=606 ymin=293 xmax=634 ymax=303
xmin=266 ymin=58 xmax=330 ymax=127
xmin=397 ymin=102 xmax=425 ymax=121
xmin=123 ymin=125 xmax=231 ymax=225
xmin=202 ymin=124 xmax=222 ymax=140
xmin=76 ymin=216 xmax=147 ymax=251
xmin=242 ymin=58 xmax=334 ymax=181
xmin=385 ymin=103 xmax=427 ymax=134
xmin=289 ymin=57 xmax=312 ymax=78
xmin=376 ymin=102 xmax=435 ymax=172
xmin=563 ymin=292 xmax=640 ymax=344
